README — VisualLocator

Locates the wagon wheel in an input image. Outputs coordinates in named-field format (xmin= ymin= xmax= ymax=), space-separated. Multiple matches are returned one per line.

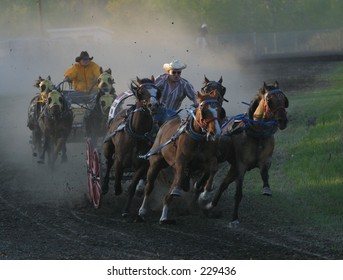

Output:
xmin=86 ymin=139 xmax=93 ymax=203
xmin=90 ymin=147 xmax=102 ymax=208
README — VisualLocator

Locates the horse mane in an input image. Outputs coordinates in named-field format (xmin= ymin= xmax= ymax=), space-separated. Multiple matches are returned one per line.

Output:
xmin=248 ymin=92 xmax=263 ymax=119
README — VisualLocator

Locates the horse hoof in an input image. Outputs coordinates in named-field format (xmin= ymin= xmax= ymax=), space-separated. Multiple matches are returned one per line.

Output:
xmin=37 ymin=160 xmax=44 ymax=164
xmin=134 ymin=215 xmax=145 ymax=223
xmin=33 ymin=152 xmax=37 ymax=157
xmin=262 ymin=187 xmax=272 ymax=196
xmin=170 ymin=187 xmax=182 ymax=197
xmin=121 ymin=212 xmax=129 ymax=218
xmin=61 ymin=156 xmax=68 ymax=163
xmin=159 ymin=219 xmax=176 ymax=225
xmin=228 ymin=220 xmax=240 ymax=228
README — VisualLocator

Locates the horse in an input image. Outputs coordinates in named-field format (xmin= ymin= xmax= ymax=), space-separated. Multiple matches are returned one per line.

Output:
xmin=27 ymin=76 xmax=55 ymax=157
xmin=38 ymin=89 xmax=73 ymax=168
xmin=137 ymin=89 xmax=224 ymax=224
xmin=102 ymin=76 xmax=162 ymax=216
xmin=84 ymin=68 xmax=117 ymax=145
xmin=203 ymin=81 xmax=289 ymax=227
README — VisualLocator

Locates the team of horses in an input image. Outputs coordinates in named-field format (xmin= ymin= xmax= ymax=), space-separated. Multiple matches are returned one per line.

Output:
xmin=27 ymin=71 xmax=289 ymax=226
xmin=27 ymin=68 xmax=116 ymax=168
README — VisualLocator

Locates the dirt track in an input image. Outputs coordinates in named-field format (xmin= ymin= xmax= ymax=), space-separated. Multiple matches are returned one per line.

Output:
xmin=0 ymin=58 xmax=342 ymax=260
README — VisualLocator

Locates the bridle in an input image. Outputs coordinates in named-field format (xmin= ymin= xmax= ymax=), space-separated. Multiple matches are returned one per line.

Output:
xmin=187 ymin=99 xmax=221 ymax=133
xmin=136 ymin=82 xmax=160 ymax=112
xmin=201 ymin=81 xmax=227 ymax=102
xmin=263 ymin=89 xmax=287 ymax=118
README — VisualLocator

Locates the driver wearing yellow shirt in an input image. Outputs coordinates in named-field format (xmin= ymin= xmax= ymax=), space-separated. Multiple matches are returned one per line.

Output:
xmin=64 ymin=51 xmax=101 ymax=93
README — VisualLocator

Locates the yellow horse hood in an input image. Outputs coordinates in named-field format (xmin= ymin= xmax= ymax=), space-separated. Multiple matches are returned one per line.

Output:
xmin=47 ymin=90 xmax=64 ymax=110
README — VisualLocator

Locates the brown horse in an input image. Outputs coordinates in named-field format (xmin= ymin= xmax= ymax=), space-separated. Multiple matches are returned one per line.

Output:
xmin=27 ymin=76 xmax=55 ymax=157
xmin=201 ymin=75 xmax=227 ymax=105
xmin=138 ymin=89 xmax=224 ymax=224
xmin=203 ymin=81 xmax=289 ymax=227
xmin=38 ymin=89 xmax=73 ymax=167
xmin=84 ymin=68 xmax=116 ymax=145
xmin=102 ymin=76 xmax=162 ymax=216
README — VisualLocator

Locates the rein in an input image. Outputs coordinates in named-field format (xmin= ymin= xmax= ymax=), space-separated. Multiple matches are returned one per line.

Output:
xmin=185 ymin=98 xmax=221 ymax=139
xmin=124 ymin=105 xmax=157 ymax=144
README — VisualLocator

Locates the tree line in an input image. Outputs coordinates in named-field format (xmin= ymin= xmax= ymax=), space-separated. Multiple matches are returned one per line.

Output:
xmin=1 ymin=0 xmax=343 ymax=37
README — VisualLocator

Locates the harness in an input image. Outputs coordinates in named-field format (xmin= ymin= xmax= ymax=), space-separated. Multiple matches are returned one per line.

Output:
xmin=41 ymin=98 xmax=72 ymax=120
xmin=124 ymin=106 xmax=159 ymax=144
xmin=222 ymin=111 xmax=278 ymax=138
xmin=139 ymin=99 xmax=221 ymax=160
xmin=103 ymin=105 xmax=159 ymax=144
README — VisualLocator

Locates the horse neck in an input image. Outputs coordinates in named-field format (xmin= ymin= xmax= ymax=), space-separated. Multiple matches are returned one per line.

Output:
xmin=130 ymin=103 xmax=153 ymax=133
xmin=192 ymin=108 xmax=203 ymax=133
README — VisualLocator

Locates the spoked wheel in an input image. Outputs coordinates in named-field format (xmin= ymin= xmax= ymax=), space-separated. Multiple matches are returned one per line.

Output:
xmin=90 ymin=148 xmax=102 ymax=208
xmin=86 ymin=139 xmax=93 ymax=203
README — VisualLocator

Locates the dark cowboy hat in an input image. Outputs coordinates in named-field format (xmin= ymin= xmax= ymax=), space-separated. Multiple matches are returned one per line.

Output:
xmin=75 ymin=51 xmax=93 ymax=62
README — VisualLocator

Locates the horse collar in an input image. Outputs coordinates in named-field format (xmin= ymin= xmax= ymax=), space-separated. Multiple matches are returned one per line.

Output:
xmin=124 ymin=107 xmax=156 ymax=143
xmin=185 ymin=118 xmax=208 ymax=141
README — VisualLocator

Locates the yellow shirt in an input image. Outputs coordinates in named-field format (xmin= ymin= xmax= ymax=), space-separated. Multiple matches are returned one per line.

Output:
xmin=64 ymin=61 xmax=101 ymax=93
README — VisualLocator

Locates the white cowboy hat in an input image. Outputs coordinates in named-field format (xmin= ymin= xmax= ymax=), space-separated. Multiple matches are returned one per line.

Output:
xmin=163 ymin=60 xmax=187 ymax=72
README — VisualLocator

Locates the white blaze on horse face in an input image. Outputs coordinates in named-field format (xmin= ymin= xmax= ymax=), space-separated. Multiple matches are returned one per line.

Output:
xmin=208 ymin=104 xmax=221 ymax=136
xmin=147 ymin=87 xmax=159 ymax=107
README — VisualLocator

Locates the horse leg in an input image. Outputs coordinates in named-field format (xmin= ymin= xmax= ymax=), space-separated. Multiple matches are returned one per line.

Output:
xmin=159 ymin=160 xmax=187 ymax=224
xmin=169 ymin=158 xmax=187 ymax=197
xmin=32 ymin=129 xmax=41 ymax=157
xmin=101 ymin=141 xmax=114 ymax=195
xmin=135 ymin=177 xmax=146 ymax=197
xmin=198 ymin=157 xmax=218 ymax=206
xmin=50 ymin=138 xmax=63 ymax=168
xmin=230 ymin=174 xmax=244 ymax=227
xmin=38 ymin=135 xmax=49 ymax=164
xmin=61 ymin=141 xmax=68 ymax=163
xmin=261 ymin=161 xmax=272 ymax=196
xmin=193 ymin=173 xmax=209 ymax=192
xmin=138 ymin=155 xmax=167 ymax=221
xmin=113 ymin=158 xmax=123 ymax=196
xmin=54 ymin=138 xmax=67 ymax=164
xmin=204 ymin=164 xmax=237 ymax=216
xmin=122 ymin=166 xmax=147 ymax=217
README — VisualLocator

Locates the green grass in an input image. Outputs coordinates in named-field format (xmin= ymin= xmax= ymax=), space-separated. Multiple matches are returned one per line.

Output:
xmin=264 ymin=63 xmax=343 ymax=232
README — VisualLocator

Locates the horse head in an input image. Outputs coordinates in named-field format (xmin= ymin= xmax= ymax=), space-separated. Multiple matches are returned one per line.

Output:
xmin=195 ymin=89 xmax=223 ymax=141
xmin=97 ymin=68 xmax=116 ymax=95
xmin=202 ymin=76 xmax=227 ymax=105
xmin=97 ymin=68 xmax=116 ymax=115
xmin=47 ymin=90 xmax=64 ymax=116
xmin=253 ymin=81 xmax=289 ymax=130
xmin=130 ymin=76 xmax=161 ymax=113
xmin=34 ymin=76 xmax=54 ymax=103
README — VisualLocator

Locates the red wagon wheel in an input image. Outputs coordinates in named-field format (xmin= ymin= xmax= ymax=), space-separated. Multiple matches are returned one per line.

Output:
xmin=86 ymin=139 xmax=93 ymax=203
xmin=90 ymin=147 xmax=102 ymax=208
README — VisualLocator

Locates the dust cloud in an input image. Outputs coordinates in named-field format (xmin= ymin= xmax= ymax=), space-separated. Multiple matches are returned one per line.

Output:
xmin=0 ymin=8 xmax=265 ymax=208
xmin=0 ymin=12 xmax=261 ymax=114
